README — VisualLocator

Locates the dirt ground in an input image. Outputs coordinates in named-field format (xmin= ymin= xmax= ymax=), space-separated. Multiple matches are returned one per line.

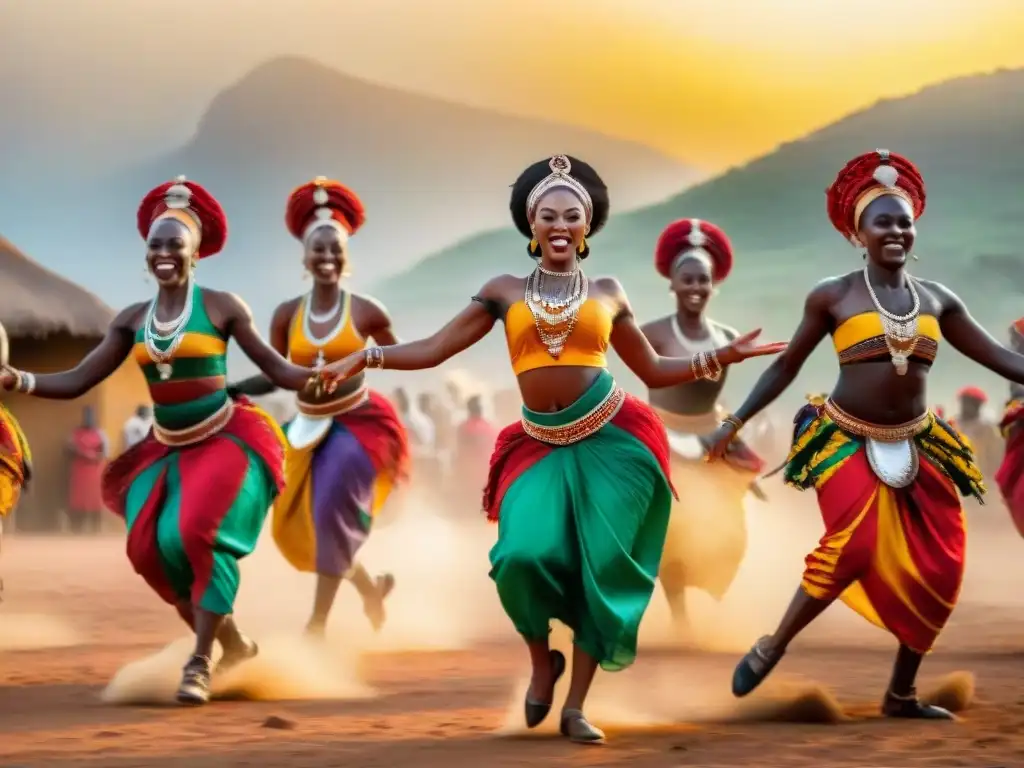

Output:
xmin=2 ymin=505 xmax=1024 ymax=768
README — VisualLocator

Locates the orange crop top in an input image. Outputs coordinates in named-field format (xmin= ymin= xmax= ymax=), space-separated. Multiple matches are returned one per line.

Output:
xmin=288 ymin=292 xmax=365 ymax=367
xmin=832 ymin=311 xmax=941 ymax=366
xmin=504 ymin=298 xmax=612 ymax=376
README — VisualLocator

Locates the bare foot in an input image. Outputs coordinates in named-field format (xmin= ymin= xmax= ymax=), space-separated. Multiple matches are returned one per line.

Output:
xmin=217 ymin=635 xmax=259 ymax=675
xmin=363 ymin=573 xmax=395 ymax=632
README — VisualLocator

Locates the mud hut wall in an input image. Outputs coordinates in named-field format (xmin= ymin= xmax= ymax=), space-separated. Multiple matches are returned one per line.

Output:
xmin=5 ymin=333 xmax=150 ymax=531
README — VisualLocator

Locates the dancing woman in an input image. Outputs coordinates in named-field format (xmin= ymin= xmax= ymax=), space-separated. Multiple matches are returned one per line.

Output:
xmin=228 ymin=177 xmax=408 ymax=635
xmin=640 ymin=219 xmax=766 ymax=629
xmin=706 ymin=150 xmax=1024 ymax=717
xmin=319 ymin=155 xmax=784 ymax=743
xmin=996 ymin=318 xmax=1024 ymax=537
xmin=0 ymin=177 xmax=321 ymax=705
xmin=0 ymin=320 xmax=32 ymax=594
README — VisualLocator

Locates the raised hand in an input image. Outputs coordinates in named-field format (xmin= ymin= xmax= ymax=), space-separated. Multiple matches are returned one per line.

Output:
xmin=716 ymin=329 xmax=787 ymax=365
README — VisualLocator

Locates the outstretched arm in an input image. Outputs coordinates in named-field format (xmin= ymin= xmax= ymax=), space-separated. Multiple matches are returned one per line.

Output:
xmin=219 ymin=293 xmax=314 ymax=391
xmin=322 ymin=279 xmax=504 ymax=386
xmin=227 ymin=301 xmax=293 ymax=397
xmin=606 ymin=278 xmax=785 ymax=388
xmin=361 ymin=301 xmax=494 ymax=369
xmin=931 ymin=282 xmax=1024 ymax=385
xmin=1010 ymin=327 xmax=1024 ymax=400
xmin=0 ymin=304 xmax=142 ymax=399
xmin=730 ymin=282 xmax=836 ymax=424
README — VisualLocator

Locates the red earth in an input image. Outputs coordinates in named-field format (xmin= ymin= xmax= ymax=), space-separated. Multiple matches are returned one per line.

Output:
xmin=2 ymin=504 xmax=1023 ymax=767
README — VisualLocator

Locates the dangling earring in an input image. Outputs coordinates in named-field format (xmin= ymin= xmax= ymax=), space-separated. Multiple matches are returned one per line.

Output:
xmin=529 ymin=238 xmax=538 ymax=255
xmin=142 ymin=267 xmax=151 ymax=284
xmin=911 ymin=252 xmax=919 ymax=261
xmin=302 ymin=268 xmax=311 ymax=280
xmin=577 ymin=236 xmax=586 ymax=255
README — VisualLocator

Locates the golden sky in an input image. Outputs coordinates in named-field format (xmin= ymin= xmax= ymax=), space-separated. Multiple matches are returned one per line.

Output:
xmin=6 ymin=0 xmax=1024 ymax=169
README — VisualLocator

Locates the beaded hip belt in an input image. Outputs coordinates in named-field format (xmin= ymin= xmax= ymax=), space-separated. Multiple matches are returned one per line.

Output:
xmin=296 ymin=386 xmax=369 ymax=418
xmin=153 ymin=399 xmax=234 ymax=447
xmin=823 ymin=398 xmax=929 ymax=442
xmin=521 ymin=386 xmax=626 ymax=446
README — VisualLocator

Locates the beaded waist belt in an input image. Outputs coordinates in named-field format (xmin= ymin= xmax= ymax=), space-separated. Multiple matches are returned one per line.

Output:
xmin=521 ymin=386 xmax=626 ymax=446
xmin=823 ymin=398 xmax=930 ymax=442
xmin=154 ymin=399 xmax=234 ymax=447
xmin=296 ymin=386 xmax=369 ymax=418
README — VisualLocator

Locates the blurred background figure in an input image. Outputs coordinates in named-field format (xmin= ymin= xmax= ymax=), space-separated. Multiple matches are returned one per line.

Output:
xmin=956 ymin=385 xmax=1002 ymax=484
xmin=450 ymin=394 xmax=499 ymax=516
xmin=65 ymin=405 xmax=108 ymax=535
xmin=121 ymin=403 xmax=152 ymax=452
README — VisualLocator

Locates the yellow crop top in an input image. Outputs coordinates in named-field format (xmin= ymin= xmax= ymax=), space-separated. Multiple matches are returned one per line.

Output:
xmin=832 ymin=311 xmax=941 ymax=366
xmin=288 ymin=292 xmax=365 ymax=367
xmin=505 ymin=298 xmax=612 ymax=376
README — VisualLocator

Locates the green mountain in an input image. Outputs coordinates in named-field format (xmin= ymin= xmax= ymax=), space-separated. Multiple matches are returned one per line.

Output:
xmin=373 ymin=69 xmax=1024 ymax=408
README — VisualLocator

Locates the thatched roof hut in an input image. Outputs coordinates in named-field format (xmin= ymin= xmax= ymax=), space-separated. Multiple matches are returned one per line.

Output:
xmin=0 ymin=235 xmax=114 ymax=339
xmin=0 ymin=235 xmax=149 ymax=532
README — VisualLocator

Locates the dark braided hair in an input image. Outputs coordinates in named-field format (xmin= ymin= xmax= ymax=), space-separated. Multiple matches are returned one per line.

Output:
xmin=508 ymin=155 xmax=610 ymax=259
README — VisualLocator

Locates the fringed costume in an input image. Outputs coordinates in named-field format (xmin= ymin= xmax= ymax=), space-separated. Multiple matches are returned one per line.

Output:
xmin=101 ymin=178 xmax=286 ymax=617
xmin=731 ymin=151 xmax=985 ymax=720
xmin=271 ymin=178 xmax=409 ymax=581
xmin=0 ymin=403 xmax=31 ymax=521
xmin=784 ymin=396 xmax=981 ymax=653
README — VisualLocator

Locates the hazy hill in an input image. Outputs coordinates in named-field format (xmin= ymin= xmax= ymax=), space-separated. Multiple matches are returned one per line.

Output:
xmin=7 ymin=57 xmax=697 ymax=332
xmin=374 ymin=69 xmax=1024 ymax=407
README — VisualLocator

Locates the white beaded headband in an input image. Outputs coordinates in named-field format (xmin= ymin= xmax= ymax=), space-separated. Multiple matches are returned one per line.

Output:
xmin=671 ymin=219 xmax=713 ymax=275
xmin=525 ymin=155 xmax=594 ymax=225
xmin=147 ymin=175 xmax=203 ymax=248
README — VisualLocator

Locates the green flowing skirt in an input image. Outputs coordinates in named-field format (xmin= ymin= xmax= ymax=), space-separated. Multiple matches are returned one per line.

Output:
xmin=487 ymin=371 xmax=673 ymax=671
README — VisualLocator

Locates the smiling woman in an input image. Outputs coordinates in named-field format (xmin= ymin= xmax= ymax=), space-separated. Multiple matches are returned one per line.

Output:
xmin=703 ymin=148 xmax=1024 ymax=717
xmin=313 ymin=154 xmax=785 ymax=745
xmin=0 ymin=176 xmax=322 ymax=707
xmin=227 ymin=176 xmax=409 ymax=640
xmin=640 ymin=219 xmax=766 ymax=631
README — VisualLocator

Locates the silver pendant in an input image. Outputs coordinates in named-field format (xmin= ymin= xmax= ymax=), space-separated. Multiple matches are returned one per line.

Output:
xmin=891 ymin=354 xmax=908 ymax=376
xmin=156 ymin=362 xmax=173 ymax=380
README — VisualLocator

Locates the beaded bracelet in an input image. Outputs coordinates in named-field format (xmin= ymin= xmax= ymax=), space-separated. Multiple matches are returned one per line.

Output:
xmin=722 ymin=413 xmax=744 ymax=432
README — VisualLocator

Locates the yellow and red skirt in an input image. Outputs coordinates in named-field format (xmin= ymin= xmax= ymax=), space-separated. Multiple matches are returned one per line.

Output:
xmin=783 ymin=397 xmax=984 ymax=653
xmin=996 ymin=398 xmax=1024 ymax=536
xmin=0 ymin=403 xmax=31 ymax=518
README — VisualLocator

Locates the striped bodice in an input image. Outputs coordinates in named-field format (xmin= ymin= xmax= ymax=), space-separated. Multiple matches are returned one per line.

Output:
xmin=132 ymin=284 xmax=230 ymax=431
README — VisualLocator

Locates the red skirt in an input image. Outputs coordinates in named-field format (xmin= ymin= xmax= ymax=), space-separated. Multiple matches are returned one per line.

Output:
xmin=996 ymin=400 xmax=1024 ymax=537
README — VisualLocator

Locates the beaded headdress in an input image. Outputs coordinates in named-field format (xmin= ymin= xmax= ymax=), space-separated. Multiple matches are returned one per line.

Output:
xmin=525 ymin=155 xmax=594 ymax=226
xmin=826 ymin=149 xmax=926 ymax=246
xmin=137 ymin=176 xmax=228 ymax=259
xmin=654 ymin=218 xmax=733 ymax=282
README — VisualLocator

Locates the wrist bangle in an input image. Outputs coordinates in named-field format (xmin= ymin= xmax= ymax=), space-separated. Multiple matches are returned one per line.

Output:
xmin=723 ymin=414 xmax=744 ymax=431
xmin=19 ymin=372 xmax=35 ymax=394
xmin=365 ymin=346 xmax=384 ymax=370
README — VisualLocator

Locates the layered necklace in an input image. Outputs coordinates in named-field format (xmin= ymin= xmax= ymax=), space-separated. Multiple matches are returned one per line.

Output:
xmin=525 ymin=261 xmax=588 ymax=358
xmin=863 ymin=265 xmax=920 ymax=376
xmin=303 ymin=289 xmax=346 ymax=371
xmin=144 ymin=276 xmax=195 ymax=381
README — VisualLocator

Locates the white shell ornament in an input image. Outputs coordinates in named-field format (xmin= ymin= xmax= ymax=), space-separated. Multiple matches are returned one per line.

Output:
xmin=687 ymin=218 xmax=707 ymax=247
xmin=165 ymin=175 xmax=192 ymax=209
xmin=873 ymin=164 xmax=899 ymax=188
